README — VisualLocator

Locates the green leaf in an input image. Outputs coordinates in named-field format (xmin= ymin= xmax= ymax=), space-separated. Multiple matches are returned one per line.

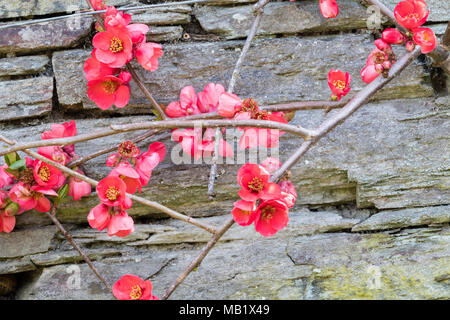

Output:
xmin=4 ymin=152 xmax=20 ymax=167
xmin=7 ymin=158 xmax=26 ymax=171
xmin=57 ymin=184 xmax=69 ymax=200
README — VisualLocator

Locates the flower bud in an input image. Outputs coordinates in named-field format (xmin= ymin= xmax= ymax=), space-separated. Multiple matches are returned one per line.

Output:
xmin=106 ymin=153 xmax=121 ymax=167
xmin=382 ymin=28 xmax=406 ymax=45
xmin=4 ymin=202 xmax=19 ymax=217
xmin=382 ymin=61 xmax=391 ymax=70
xmin=405 ymin=41 xmax=415 ymax=52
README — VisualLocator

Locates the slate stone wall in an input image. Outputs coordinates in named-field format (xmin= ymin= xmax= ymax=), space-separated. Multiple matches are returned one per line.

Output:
xmin=0 ymin=0 xmax=448 ymax=300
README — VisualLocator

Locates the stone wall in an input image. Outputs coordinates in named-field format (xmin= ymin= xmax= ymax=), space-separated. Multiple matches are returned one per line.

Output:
xmin=0 ymin=0 xmax=449 ymax=300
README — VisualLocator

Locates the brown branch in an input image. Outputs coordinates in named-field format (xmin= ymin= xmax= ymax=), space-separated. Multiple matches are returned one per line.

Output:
xmin=162 ymin=47 xmax=422 ymax=299
xmin=208 ymin=0 xmax=271 ymax=197
xmin=162 ymin=216 xmax=235 ymax=300
xmin=0 ymin=135 xmax=218 ymax=234
xmin=0 ymin=119 xmax=313 ymax=157
xmin=46 ymin=205 xmax=113 ymax=293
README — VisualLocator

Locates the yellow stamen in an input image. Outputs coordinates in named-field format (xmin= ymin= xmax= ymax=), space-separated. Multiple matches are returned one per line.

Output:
xmin=129 ymin=285 xmax=142 ymax=300
xmin=110 ymin=37 xmax=124 ymax=53
xmin=332 ymin=80 xmax=346 ymax=90
xmin=38 ymin=166 xmax=51 ymax=182
xmin=105 ymin=186 xmax=120 ymax=201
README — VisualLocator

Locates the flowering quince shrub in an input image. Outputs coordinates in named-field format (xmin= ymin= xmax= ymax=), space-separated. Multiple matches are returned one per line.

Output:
xmin=84 ymin=3 xmax=163 ymax=110
xmin=0 ymin=121 xmax=91 ymax=233
xmin=0 ymin=0 xmax=442 ymax=300
xmin=361 ymin=0 xmax=436 ymax=84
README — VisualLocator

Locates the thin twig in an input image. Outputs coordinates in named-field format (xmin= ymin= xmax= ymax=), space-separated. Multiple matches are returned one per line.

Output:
xmin=0 ymin=119 xmax=313 ymax=157
xmin=46 ymin=205 xmax=112 ymax=293
xmin=0 ymin=135 xmax=218 ymax=234
xmin=207 ymin=0 xmax=271 ymax=197
xmin=162 ymin=216 xmax=235 ymax=300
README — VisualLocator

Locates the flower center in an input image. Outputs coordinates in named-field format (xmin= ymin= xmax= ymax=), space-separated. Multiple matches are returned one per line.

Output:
xmin=110 ymin=37 xmax=124 ymax=53
xmin=118 ymin=141 xmax=138 ymax=158
xmin=38 ymin=166 xmax=51 ymax=182
xmin=101 ymin=80 xmax=119 ymax=95
xmin=241 ymin=98 xmax=259 ymax=114
xmin=332 ymin=80 xmax=346 ymax=90
xmin=253 ymin=110 xmax=270 ymax=120
xmin=248 ymin=177 xmax=264 ymax=192
xmin=261 ymin=206 xmax=276 ymax=220
xmin=407 ymin=13 xmax=420 ymax=20
xmin=129 ymin=284 xmax=142 ymax=300
xmin=19 ymin=168 xmax=34 ymax=184
xmin=105 ymin=186 xmax=120 ymax=201
xmin=372 ymin=52 xmax=387 ymax=64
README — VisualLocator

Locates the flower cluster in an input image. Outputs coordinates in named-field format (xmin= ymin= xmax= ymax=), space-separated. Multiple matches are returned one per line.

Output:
xmin=361 ymin=0 xmax=436 ymax=84
xmin=84 ymin=2 xmax=163 ymax=110
xmin=0 ymin=121 xmax=91 ymax=233
xmin=166 ymin=83 xmax=236 ymax=160
xmin=290 ymin=0 xmax=339 ymax=19
xmin=113 ymin=274 xmax=159 ymax=300
xmin=231 ymin=158 xmax=297 ymax=237
xmin=88 ymin=141 xmax=165 ymax=237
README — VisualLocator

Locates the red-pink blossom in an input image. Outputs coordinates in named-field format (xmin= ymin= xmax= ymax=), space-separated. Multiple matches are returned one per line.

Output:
xmin=260 ymin=157 xmax=282 ymax=175
xmin=237 ymin=163 xmax=281 ymax=202
xmin=108 ymin=210 xmax=135 ymax=237
xmin=33 ymin=160 xmax=64 ymax=189
xmin=113 ymin=275 xmax=158 ymax=300
xmin=374 ymin=39 xmax=392 ymax=52
xmin=87 ymin=74 xmax=130 ymax=110
xmin=165 ymin=86 xmax=200 ymax=117
xmin=41 ymin=120 xmax=77 ymax=140
xmin=9 ymin=183 xmax=57 ymax=213
xmin=127 ymin=24 xmax=150 ymax=44
xmin=382 ymin=28 xmax=407 ymax=44
xmin=361 ymin=64 xmax=381 ymax=84
xmin=96 ymin=176 xmax=131 ymax=209
xmin=87 ymin=204 xmax=111 ymax=231
xmin=90 ymin=0 xmax=106 ymax=11
xmin=412 ymin=27 xmax=437 ymax=54
xmin=0 ymin=212 xmax=15 ymax=233
xmin=197 ymin=83 xmax=226 ymax=113
xmin=104 ymin=6 xmax=132 ymax=30
xmin=231 ymin=200 xmax=257 ymax=226
xmin=0 ymin=165 xmax=14 ymax=188
xmin=135 ymin=142 xmax=166 ymax=186
xmin=83 ymin=53 xmax=116 ymax=82
xmin=319 ymin=0 xmax=339 ymax=19
xmin=68 ymin=169 xmax=92 ymax=201
xmin=254 ymin=199 xmax=289 ymax=237
xmin=108 ymin=162 xmax=142 ymax=194
xmin=92 ymin=27 xmax=133 ymax=68
xmin=135 ymin=41 xmax=163 ymax=72
xmin=217 ymin=92 xmax=242 ymax=118
xmin=279 ymin=180 xmax=297 ymax=208
xmin=405 ymin=40 xmax=416 ymax=51
xmin=106 ymin=153 xmax=121 ymax=167
xmin=171 ymin=128 xmax=203 ymax=160
xmin=327 ymin=69 xmax=351 ymax=101
xmin=394 ymin=0 xmax=429 ymax=30
xmin=37 ymin=146 xmax=70 ymax=165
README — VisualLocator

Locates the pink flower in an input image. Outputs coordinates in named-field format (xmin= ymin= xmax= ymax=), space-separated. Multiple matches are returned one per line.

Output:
xmin=108 ymin=162 xmax=142 ymax=194
xmin=41 ymin=120 xmax=77 ymax=140
xmin=0 ymin=212 xmax=15 ymax=233
xmin=68 ymin=170 xmax=92 ymax=201
xmin=279 ymin=180 xmax=297 ymax=208
xmin=135 ymin=41 xmax=163 ymax=72
xmin=104 ymin=6 xmax=132 ymax=30
xmin=0 ymin=165 xmax=14 ymax=188
xmin=106 ymin=153 xmax=121 ymax=167
xmin=412 ymin=27 xmax=437 ymax=54
xmin=394 ymin=0 xmax=429 ymax=30
xmin=37 ymin=146 xmax=70 ymax=165
xmin=83 ymin=54 xmax=116 ymax=82
xmin=127 ymin=24 xmax=150 ymax=44
xmin=108 ymin=210 xmax=135 ymax=237
xmin=231 ymin=200 xmax=257 ymax=226
xmin=405 ymin=40 xmax=416 ymax=52
xmin=117 ymin=141 xmax=140 ymax=159
xmin=87 ymin=74 xmax=130 ymax=110
xmin=171 ymin=128 xmax=203 ymax=160
xmin=96 ymin=176 xmax=131 ymax=209
xmin=197 ymin=83 xmax=226 ymax=113
xmin=382 ymin=28 xmax=407 ymax=44
xmin=260 ymin=157 xmax=282 ymax=175
xmin=237 ymin=163 xmax=281 ymax=202
xmin=374 ymin=39 xmax=392 ymax=52
xmin=165 ymin=86 xmax=200 ymax=117
xmin=361 ymin=64 xmax=381 ymax=84
xmin=328 ymin=69 xmax=351 ymax=101
xmin=199 ymin=128 xmax=234 ymax=158
xmin=92 ymin=27 xmax=133 ymax=68
xmin=9 ymin=183 xmax=57 ymax=213
xmin=217 ymin=92 xmax=242 ymax=118
xmin=135 ymin=142 xmax=166 ymax=186
xmin=254 ymin=199 xmax=289 ymax=237
xmin=113 ymin=275 xmax=158 ymax=300
xmin=87 ymin=204 xmax=111 ymax=231
xmin=319 ymin=0 xmax=339 ymax=19
xmin=33 ymin=160 xmax=64 ymax=189
xmin=90 ymin=0 xmax=106 ymax=11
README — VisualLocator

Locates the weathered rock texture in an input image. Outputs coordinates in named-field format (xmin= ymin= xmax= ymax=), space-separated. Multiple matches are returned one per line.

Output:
xmin=0 ymin=0 xmax=449 ymax=300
